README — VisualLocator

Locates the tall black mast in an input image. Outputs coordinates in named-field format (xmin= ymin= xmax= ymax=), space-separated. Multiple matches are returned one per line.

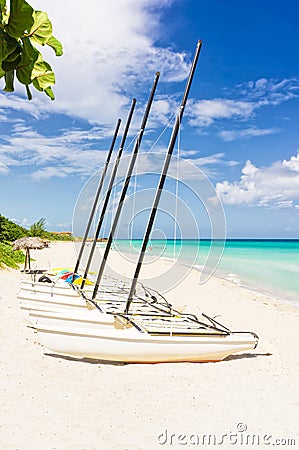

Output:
xmin=72 ymin=118 xmax=121 ymax=282
xmin=91 ymin=72 xmax=160 ymax=300
xmin=80 ymin=99 xmax=137 ymax=289
xmin=125 ymin=40 xmax=202 ymax=314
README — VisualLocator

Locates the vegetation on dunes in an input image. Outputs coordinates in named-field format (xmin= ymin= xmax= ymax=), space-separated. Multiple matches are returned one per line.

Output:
xmin=0 ymin=214 xmax=72 ymax=269
xmin=0 ymin=241 xmax=24 ymax=269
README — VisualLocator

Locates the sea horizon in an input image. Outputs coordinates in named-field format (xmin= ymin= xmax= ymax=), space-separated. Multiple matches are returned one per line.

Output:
xmin=110 ymin=238 xmax=299 ymax=306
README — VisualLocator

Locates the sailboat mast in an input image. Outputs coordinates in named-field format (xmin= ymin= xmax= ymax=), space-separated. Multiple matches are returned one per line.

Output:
xmin=125 ymin=40 xmax=202 ymax=314
xmin=80 ymin=99 xmax=137 ymax=289
xmin=91 ymin=72 xmax=160 ymax=300
xmin=72 ymin=118 xmax=121 ymax=281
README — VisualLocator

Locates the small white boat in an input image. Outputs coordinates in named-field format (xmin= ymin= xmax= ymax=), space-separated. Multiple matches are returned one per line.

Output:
xmin=19 ymin=297 xmax=88 ymax=324
xmin=30 ymin=308 xmax=258 ymax=363
xmin=18 ymin=276 xmax=129 ymax=323
xmin=19 ymin=275 xmax=126 ymax=296
xmin=19 ymin=289 xmax=130 ymax=324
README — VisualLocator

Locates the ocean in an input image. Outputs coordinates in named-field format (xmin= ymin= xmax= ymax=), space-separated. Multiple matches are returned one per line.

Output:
xmin=112 ymin=239 xmax=299 ymax=306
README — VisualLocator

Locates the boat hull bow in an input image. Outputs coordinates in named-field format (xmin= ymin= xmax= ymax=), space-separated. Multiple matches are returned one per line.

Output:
xmin=32 ymin=310 xmax=258 ymax=363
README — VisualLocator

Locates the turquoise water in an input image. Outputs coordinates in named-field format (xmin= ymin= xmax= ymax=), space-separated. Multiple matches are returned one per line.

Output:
xmin=113 ymin=239 xmax=299 ymax=305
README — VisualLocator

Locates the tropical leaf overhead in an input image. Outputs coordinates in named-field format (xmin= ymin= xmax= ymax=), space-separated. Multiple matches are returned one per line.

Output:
xmin=0 ymin=0 xmax=63 ymax=99
xmin=6 ymin=0 xmax=34 ymax=38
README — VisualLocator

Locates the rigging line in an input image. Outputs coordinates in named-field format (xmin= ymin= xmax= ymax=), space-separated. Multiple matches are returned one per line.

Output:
xmin=101 ymin=186 xmax=109 ymax=248
xmin=109 ymin=132 xmax=139 ymax=245
xmin=146 ymin=111 xmax=179 ymax=251
xmin=112 ymin=178 xmax=125 ymax=248
xmin=174 ymin=111 xmax=181 ymax=258
xmin=147 ymin=110 xmax=178 ymax=154
xmin=119 ymin=128 xmax=138 ymax=248
xmin=123 ymin=133 xmax=136 ymax=153
xmin=108 ymin=171 xmax=118 ymax=247
xmin=130 ymin=150 xmax=138 ymax=243
xmin=114 ymin=130 xmax=140 ymax=246
xmin=123 ymin=118 xmax=143 ymax=154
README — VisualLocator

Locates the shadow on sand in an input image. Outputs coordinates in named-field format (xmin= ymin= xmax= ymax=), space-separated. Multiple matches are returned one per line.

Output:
xmin=224 ymin=352 xmax=272 ymax=362
xmin=44 ymin=351 xmax=272 ymax=366
xmin=44 ymin=353 xmax=128 ymax=366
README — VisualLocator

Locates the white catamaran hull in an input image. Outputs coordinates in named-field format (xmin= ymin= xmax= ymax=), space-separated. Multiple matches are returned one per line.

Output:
xmin=20 ymin=279 xmax=78 ymax=295
xmin=18 ymin=283 xmax=87 ymax=323
xmin=30 ymin=310 xmax=258 ymax=363
xmin=19 ymin=278 xmax=122 ymax=296
xmin=19 ymin=298 xmax=89 ymax=324
xmin=18 ymin=280 xmax=128 ymax=324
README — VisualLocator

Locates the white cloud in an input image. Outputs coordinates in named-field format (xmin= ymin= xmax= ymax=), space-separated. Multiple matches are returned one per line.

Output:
xmin=185 ymin=152 xmax=238 ymax=167
xmin=239 ymin=78 xmax=298 ymax=103
xmin=216 ymin=152 xmax=299 ymax=208
xmin=116 ymin=150 xmax=239 ymax=180
xmin=187 ymin=77 xmax=298 ymax=134
xmin=11 ymin=217 xmax=30 ymax=228
xmin=31 ymin=166 xmax=83 ymax=181
xmin=0 ymin=126 xmax=118 ymax=179
xmin=0 ymin=94 xmax=49 ymax=118
xmin=188 ymin=99 xmax=255 ymax=127
xmin=13 ymin=0 xmax=190 ymax=125
xmin=0 ymin=117 xmax=238 ymax=179
xmin=219 ymin=127 xmax=280 ymax=141
xmin=0 ymin=154 xmax=17 ymax=174
xmin=56 ymin=221 xmax=72 ymax=230
xmin=0 ymin=163 xmax=10 ymax=175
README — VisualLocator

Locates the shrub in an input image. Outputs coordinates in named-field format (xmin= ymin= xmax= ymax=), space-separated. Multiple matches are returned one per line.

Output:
xmin=0 ymin=242 xmax=25 ymax=269
xmin=0 ymin=214 xmax=28 ymax=242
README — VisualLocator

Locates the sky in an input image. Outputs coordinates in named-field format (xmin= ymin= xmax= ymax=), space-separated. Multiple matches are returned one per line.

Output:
xmin=0 ymin=0 xmax=298 ymax=238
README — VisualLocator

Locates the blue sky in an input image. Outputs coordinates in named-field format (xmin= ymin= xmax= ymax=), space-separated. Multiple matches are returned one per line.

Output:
xmin=0 ymin=0 xmax=298 ymax=238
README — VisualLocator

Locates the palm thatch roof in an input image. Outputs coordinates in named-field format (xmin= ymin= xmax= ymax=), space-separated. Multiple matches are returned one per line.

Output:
xmin=12 ymin=236 xmax=47 ymax=251
xmin=12 ymin=237 xmax=48 ymax=272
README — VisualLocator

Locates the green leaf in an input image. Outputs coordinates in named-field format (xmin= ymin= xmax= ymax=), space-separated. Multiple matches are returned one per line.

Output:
xmin=32 ymin=64 xmax=55 ymax=90
xmin=0 ymin=28 xmax=19 ymax=61
xmin=27 ymin=11 xmax=63 ymax=56
xmin=31 ymin=53 xmax=51 ymax=77
xmin=44 ymin=85 xmax=54 ymax=100
xmin=6 ymin=0 xmax=34 ymax=39
xmin=15 ymin=37 xmax=38 ymax=85
xmin=3 ymin=40 xmax=22 ymax=61
xmin=16 ymin=38 xmax=56 ymax=98
xmin=3 ymin=69 xmax=14 ymax=91
xmin=46 ymin=35 xmax=63 ymax=56
xmin=29 ymin=218 xmax=47 ymax=237
xmin=2 ymin=40 xmax=22 ymax=70
xmin=2 ymin=52 xmax=21 ymax=70
xmin=27 ymin=10 xmax=51 ymax=44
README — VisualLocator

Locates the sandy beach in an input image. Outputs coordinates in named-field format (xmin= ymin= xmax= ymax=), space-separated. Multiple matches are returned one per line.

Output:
xmin=1 ymin=241 xmax=298 ymax=449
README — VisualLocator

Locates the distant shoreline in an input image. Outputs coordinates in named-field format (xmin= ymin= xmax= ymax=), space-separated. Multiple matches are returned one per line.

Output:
xmin=106 ymin=239 xmax=299 ymax=304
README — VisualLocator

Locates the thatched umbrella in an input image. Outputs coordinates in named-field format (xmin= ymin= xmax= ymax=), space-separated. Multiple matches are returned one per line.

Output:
xmin=12 ymin=237 xmax=48 ymax=272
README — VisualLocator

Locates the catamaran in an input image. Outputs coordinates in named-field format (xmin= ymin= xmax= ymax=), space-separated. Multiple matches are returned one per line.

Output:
xmin=21 ymin=41 xmax=259 ymax=363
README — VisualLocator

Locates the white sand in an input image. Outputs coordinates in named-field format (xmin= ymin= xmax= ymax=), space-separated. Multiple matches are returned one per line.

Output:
xmin=1 ymin=242 xmax=298 ymax=449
